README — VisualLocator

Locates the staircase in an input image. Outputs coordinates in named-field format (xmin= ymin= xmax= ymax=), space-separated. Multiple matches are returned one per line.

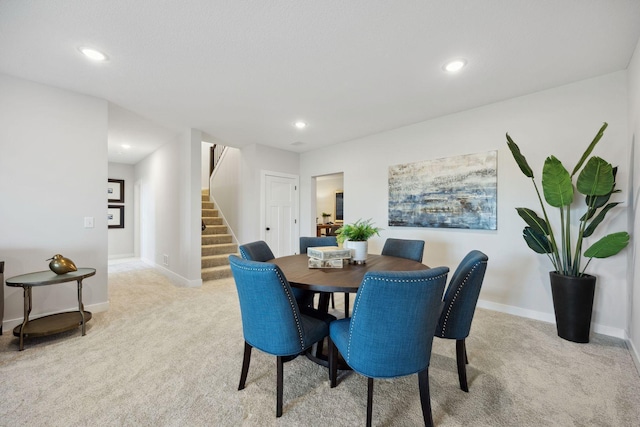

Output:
xmin=201 ymin=190 xmax=236 ymax=281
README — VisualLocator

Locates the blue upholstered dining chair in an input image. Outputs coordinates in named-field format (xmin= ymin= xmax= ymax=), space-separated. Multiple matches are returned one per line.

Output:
xmin=238 ymin=240 xmax=275 ymax=263
xmin=229 ymin=255 xmax=335 ymax=417
xmin=328 ymin=267 xmax=450 ymax=427
xmin=381 ymin=238 xmax=425 ymax=263
xmin=299 ymin=236 xmax=342 ymax=312
xmin=434 ymin=250 xmax=488 ymax=392
xmin=239 ymin=240 xmax=314 ymax=310
xmin=299 ymin=236 xmax=337 ymax=254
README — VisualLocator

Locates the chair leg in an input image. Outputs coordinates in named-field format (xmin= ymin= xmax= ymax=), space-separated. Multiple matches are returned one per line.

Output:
xmin=367 ymin=377 xmax=374 ymax=427
xmin=276 ymin=356 xmax=284 ymax=417
xmin=456 ymin=339 xmax=469 ymax=392
xmin=238 ymin=341 xmax=252 ymax=390
xmin=344 ymin=293 xmax=350 ymax=318
xmin=329 ymin=337 xmax=338 ymax=387
xmin=331 ymin=292 xmax=335 ymax=309
xmin=418 ymin=369 xmax=434 ymax=427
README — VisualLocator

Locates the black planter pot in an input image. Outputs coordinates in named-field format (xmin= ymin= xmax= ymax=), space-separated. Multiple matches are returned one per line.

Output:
xmin=549 ymin=272 xmax=596 ymax=343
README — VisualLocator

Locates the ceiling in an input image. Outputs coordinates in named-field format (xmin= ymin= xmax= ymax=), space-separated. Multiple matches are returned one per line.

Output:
xmin=2 ymin=1 xmax=640 ymax=164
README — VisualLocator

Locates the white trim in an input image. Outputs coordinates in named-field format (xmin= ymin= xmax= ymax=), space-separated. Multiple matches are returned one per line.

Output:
xmin=478 ymin=299 xmax=556 ymax=324
xmin=478 ymin=299 xmax=627 ymax=339
xmin=108 ymin=253 xmax=136 ymax=260
xmin=153 ymin=263 xmax=202 ymax=288
xmin=627 ymin=336 xmax=640 ymax=376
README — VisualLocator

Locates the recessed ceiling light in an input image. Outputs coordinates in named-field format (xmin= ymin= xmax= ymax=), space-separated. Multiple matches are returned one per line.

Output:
xmin=294 ymin=121 xmax=307 ymax=129
xmin=79 ymin=47 xmax=108 ymax=61
xmin=443 ymin=59 xmax=466 ymax=73
xmin=121 ymin=144 xmax=131 ymax=149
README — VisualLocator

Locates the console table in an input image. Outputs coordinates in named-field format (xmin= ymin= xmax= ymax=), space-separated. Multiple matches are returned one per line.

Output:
xmin=5 ymin=268 xmax=96 ymax=350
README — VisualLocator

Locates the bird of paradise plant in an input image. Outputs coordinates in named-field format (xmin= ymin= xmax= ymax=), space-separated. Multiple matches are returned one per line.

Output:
xmin=506 ymin=122 xmax=629 ymax=277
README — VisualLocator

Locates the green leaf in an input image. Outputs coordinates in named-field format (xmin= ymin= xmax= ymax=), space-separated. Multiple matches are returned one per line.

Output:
xmin=583 ymin=232 xmax=629 ymax=258
xmin=570 ymin=122 xmax=608 ymax=177
xmin=523 ymin=227 xmax=553 ymax=254
xmin=506 ymin=134 xmax=534 ymax=178
xmin=584 ymin=166 xmax=617 ymax=216
xmin=585 ymin=192 xmax=612 ymax=212
xmin=583 ymin=202 xmax=621 ymax=237
xmin=576 ymin=157 xmax=614 ymax=196
xmin=542 ymin=156 xmax=573 ymax=207
xmin=516 ymin=208 xmax=549 ymax=235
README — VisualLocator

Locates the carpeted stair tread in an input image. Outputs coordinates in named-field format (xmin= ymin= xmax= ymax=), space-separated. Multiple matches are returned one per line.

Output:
xmin=201 ymin=190 xmax=236 ymax=281
xmin=202 ymin=225 xmax=227 ymax=235
xmin=202 ymin=217 xmax=222 ymax=226
xmin=202 ymin=243 xmax=238 ymax=257
xmin=202 ymin=234 xmax=233 ymax=244
xmin=201 ymin=265 xmax=233 ymax=281
xmin=202 ymin=208 xmax=219 ymax=217
xmin=202 ymin=254 xmax=231 ymax=268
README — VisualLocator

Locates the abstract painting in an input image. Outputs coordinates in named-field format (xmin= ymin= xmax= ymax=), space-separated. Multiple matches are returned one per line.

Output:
xmin=388 ymin=151 xmax=497 ymax=230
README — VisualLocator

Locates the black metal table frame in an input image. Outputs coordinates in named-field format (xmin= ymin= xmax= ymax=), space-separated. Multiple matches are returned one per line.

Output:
xmin=6 ymin=268 xmax=96 ymax=350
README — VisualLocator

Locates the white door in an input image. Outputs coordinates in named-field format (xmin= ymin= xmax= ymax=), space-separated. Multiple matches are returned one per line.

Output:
xmin=263 ymin=173 xmax=298 ymax=257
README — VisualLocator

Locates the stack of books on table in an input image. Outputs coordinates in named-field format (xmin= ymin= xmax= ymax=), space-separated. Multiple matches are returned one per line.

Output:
xmin=307 ymin=246 xmax=352 ymax=268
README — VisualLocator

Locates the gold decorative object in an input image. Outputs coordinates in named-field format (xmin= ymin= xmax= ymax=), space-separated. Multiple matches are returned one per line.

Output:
xmin=47 ymin=254 xmax=78 ymax=275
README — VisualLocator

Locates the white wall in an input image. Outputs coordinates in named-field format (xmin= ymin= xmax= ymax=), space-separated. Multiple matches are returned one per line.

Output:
xmin=238 ymin=144 xmax=300 ymax=244
xmin=627 ymin=38 xmax=640 ymax=370
xmin=107 ymin=162 xmax=135 ymax=259
xmin=300 ymin=71 xmax=630 ymax=338
xmin=210 ymin=147 xmax=241 ymax=236
xmin=134 ymin=129 xmax=202 ymax=287
xmin=0 ymin=74 xmax=109 ymax=329
xmin=201 ymin=142 xmax=213 ymax=189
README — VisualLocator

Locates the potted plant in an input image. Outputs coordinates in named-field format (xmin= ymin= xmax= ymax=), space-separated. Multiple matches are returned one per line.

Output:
xmin=506 ymin=122 xmax=629 ymax=343
xmin=335 ymin=218 xmax=382 ymax=263
xmin=321 ymin=212 xmax=332 ymax=224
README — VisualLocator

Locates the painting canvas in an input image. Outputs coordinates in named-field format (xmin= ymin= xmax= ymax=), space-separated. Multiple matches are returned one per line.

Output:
xmin=388 ymin=151 xmax=497 ymax=230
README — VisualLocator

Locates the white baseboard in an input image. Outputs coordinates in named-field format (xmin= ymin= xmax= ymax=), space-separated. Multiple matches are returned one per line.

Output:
xmin=627 ymin=337 xmax=640 ymax=376
xmin=153 ymin=263 xmax=202 ymax=288
xmin=477 ymin=299 xmax=556 ymax=324
xmin=108 ymin=253 xmax=136 ymax=260
xmin=477 ymin=299 xmax=627 ymax=339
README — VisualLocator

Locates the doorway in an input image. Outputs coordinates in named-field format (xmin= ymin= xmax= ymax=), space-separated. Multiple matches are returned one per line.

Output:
xmin=315 ymin=173 xmax=344 ymax=235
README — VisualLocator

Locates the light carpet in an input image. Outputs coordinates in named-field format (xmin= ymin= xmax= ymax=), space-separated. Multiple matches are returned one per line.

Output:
xmin=1 ymin=261 xmax=639 ymax=426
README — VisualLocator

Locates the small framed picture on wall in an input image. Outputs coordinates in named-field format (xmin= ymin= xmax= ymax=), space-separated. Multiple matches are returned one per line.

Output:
xmin=108 ymin=205 xmax=125 ymax=229
xmin=108 ymin=179 xmax=125 ymax=203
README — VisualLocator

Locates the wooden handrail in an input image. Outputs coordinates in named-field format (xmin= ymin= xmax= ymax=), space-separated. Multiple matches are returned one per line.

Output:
xmin=209 ymin=144 xmax=226 ymax=176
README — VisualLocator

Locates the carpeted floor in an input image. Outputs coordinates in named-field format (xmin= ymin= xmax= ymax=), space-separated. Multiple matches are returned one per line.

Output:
xmin=0 ymin=260 xmax=639 ymax=426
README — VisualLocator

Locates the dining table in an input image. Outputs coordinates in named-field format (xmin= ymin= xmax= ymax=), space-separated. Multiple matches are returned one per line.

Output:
xmin=269 ymin=253 xmax=429 ymax=311
xmin=268 ymin=253 xmax=430 ymax=367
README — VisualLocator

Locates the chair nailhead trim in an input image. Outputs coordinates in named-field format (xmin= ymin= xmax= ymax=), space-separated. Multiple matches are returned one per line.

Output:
xmin=437 ymin=261 xmax=487 ymax=337
xmin=274 ymin=268 xmax=306 ymax=350
xmin=346 ymin=272 xmax=449 ymax=362
xmin=233 ymin=262 xmax=306 ymax=350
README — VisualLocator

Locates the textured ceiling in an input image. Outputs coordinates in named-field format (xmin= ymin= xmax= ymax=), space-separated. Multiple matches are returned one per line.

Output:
xmin=1 ymin=1 xmax=640 ymax=164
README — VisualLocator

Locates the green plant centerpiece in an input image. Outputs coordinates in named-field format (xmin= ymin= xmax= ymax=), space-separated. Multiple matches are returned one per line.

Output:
xmin=335 ymin=218 xmax=382 ymax=263
xmin=506 ymin=122 xmax=629 ymax=343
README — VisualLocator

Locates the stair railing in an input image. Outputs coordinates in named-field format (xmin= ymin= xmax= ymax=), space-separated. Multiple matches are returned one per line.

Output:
xmin=209 ymin=144 xmax=226 ymax=176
